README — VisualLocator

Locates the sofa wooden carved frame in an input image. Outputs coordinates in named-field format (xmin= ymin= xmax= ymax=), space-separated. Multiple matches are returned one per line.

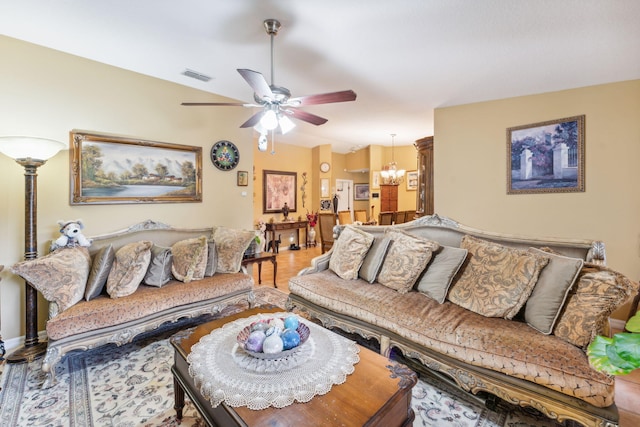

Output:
xmin=41 ymin=220 xmax=255 ymax=388
xmin=286 ymin=214 xmax=618 ymax=427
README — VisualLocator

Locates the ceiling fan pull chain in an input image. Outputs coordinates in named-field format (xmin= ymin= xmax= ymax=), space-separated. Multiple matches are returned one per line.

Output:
xmin=270 ymin=129 xmax=276 ymax=155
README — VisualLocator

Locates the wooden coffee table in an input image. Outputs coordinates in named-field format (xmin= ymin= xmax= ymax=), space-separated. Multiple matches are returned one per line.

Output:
xmin=170 ymin=307 xmax=417 ymax=427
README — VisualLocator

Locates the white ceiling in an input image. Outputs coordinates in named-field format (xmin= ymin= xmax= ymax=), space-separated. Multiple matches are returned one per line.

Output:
xmin=1 ymin=0 xmax=639 ymax=153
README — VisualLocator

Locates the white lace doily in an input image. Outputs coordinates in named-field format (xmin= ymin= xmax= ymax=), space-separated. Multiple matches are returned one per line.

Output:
xmin=187 ymin=312 xmax=360 ymax=410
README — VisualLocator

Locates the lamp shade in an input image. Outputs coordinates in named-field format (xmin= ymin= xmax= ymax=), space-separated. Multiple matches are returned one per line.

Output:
xmin=278 ymin=115 xmax=296 ymax=134
xmin=261 ymin=110 xmax=278 ymax=130
xmin=0 ymin=136 xmax=66 ymax=161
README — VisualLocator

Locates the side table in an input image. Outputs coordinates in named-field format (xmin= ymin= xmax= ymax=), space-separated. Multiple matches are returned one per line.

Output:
xmin=241 ymin=252 xmax=277 ymax=288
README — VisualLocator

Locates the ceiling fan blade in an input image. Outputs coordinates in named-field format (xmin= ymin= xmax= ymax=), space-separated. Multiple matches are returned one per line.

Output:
xmin=287 ymin=90 xmax=357 ymax=106
xmin=181 ymin=102 xmax=256 ymax=107
xmin=288 ymin=109 xmax=328 ymax=126
xmin=238 ymin=69 xmax=273 ymax=100
xmin=240 ymin=110 xmax=265 ymax=128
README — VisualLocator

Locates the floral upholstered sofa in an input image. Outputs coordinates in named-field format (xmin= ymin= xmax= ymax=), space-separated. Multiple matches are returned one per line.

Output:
xmin=286 ymin=214 xmax=638 ymax=427
xmin=11 ymin=220 xmax=257 ymax=388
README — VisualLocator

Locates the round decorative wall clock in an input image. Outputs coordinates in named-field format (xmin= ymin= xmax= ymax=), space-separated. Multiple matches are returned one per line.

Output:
xmin=211 ymin=140 xmax=240 ymax=171
xmin=319 ymin=162 xmax=331 ymax=173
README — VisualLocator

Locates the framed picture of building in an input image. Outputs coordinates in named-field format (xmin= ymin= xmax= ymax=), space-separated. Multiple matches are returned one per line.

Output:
xmin=507 ymin=115 xmax=585 ymax=194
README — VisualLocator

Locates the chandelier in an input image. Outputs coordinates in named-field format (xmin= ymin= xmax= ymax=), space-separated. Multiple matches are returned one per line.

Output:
xmin=380 ymin=133 xmax=405 ymax=185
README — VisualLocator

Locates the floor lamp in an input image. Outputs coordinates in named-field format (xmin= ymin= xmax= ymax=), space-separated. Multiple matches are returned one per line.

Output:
xmin=0 ymin=136 xmax=66 ymax=363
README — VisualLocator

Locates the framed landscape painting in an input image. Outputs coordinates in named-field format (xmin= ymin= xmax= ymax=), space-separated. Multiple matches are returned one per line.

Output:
xmin=507 ymin=115 xmax=585 ymax=194
xmin=354 ymin=183 xmax=369 ymax=201
xmin=263 ymin=170 xmax=297 ymax=213
xmin=70 ymin=130 xmax=202 ymax=205
xmin=406 ymin=171 xmax=418 ymax=190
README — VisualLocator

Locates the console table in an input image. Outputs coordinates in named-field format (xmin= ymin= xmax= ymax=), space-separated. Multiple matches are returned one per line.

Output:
xmin=265 ymin=220 xmax=308 ymax=252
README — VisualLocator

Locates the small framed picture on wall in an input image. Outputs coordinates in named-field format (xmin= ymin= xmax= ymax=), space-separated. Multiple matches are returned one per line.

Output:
xmin=406 ymin=171 xmax=418 ymax=190
xmin=237 ymin=170 xmax=248 ymax=186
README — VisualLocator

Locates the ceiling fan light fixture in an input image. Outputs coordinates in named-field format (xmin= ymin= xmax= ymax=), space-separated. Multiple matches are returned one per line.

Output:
xmin=278 ymin=114 xmax=296 ymax=134
xmin=261 ymin=109 xmax=278 ymax=130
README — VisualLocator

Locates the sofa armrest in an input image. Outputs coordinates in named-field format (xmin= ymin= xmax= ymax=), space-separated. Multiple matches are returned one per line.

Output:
xmin=298 ymin=251 xmax=332 ymax=275
xmin=49 ymin=301 xmax=60 ymax=319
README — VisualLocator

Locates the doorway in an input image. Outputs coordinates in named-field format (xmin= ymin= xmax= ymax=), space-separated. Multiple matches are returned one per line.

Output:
xmin=334 ymin=179 xmax=353 ymax=221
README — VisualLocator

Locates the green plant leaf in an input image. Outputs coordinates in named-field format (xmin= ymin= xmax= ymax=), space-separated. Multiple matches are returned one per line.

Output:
xmin=626 ymin=312 xmax=640 ymax=333
xmin=611 ymin=333 xmax=640 ymax=366
xmin=587 ymin=336 xmax=629 ymax=375
xmin=605 ymin=342 xmax=637 ymax=373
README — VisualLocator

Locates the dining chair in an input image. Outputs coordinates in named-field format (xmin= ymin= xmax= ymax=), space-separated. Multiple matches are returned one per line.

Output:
xmin=394 ymin=211 xmax=407 ymax=224
xmin=318 ymin=213 xmax=338 ymax=253
xmin=378 ymin=211 xmax=394 ymax=225
xmin=338 ymin=210 xmax=353 ymax=225
xmin=354 ymin=209 xmax=368 ymax=223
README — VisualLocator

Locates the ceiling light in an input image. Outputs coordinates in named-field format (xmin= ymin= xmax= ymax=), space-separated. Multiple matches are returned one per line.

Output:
xmin=380 ymin=133 xmax=405 ymax=185
xmin=261 ymin=109 xmax=278 ymax=130
xmin=278 ymin=114 xmax=296 ymax=134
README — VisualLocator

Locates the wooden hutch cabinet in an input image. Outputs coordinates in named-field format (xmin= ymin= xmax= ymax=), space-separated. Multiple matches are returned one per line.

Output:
xmin=415 ymin=136 xmax=434 ymax=217
xmin=380 ymin=184 xmax=398 ymax=212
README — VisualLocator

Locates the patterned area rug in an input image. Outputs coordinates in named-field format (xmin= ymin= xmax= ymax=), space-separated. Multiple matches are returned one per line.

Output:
xmin=0 ymin=287 xmax=564 ymax=426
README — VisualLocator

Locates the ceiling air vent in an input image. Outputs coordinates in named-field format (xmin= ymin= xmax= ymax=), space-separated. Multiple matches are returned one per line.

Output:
xmin=181 ymin=69 xmax=212 ymax=82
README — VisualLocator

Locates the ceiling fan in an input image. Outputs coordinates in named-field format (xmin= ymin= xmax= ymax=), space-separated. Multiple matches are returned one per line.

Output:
xmin=182 ymin=19 xmax=357 ymax=144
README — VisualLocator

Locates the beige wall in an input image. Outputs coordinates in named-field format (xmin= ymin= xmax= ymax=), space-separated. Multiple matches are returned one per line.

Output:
xmin=252 ymin=143 xmax=419 ymax=229
xmin=434 ymin=80 xmax=640 ymax=318
xmin=252 ymin=141 xmax=314 ymax=230
xmin=0 ymin=36 xmax=255 ymax=340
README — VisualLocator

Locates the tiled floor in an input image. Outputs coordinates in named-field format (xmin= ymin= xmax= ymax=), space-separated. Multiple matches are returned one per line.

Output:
xmin=250 ymin=245 xmax=640 ymax=426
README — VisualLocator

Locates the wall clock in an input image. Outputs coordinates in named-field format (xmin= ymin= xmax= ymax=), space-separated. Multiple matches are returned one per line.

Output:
xmin=320 ymin=162 xmax=331 ymax=173
xmin=211 ymin=140 xmax=240 ymax=171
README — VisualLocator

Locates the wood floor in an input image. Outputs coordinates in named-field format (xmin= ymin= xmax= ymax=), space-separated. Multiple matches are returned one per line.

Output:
xmin=249 ymin=246 xmax=640 ymax=427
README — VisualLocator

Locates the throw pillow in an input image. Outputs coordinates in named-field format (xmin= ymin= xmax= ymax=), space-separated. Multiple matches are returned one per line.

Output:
xmin=524 ymin=247 xmax=584 ymax=334
xmin=85 ymin=244 xmax=115 ymax=300
xmin=329 ymin=225 xmax=374 ymax=280
xmin=447 ymin=235 xmax=549 ymax=319
xmin=377 ymin=230 xmax=440 ymax=294
xmin=171 ymin=236 xmax=208 ymax=283
xmin=416 ymin=246 xmax=468 ymax=303
xmin=143 ymin=244 xmax=174 ymax=287
xmin=204 ymin=241 xmax=218 ymax=277
xmin=212 ymin=227 xmax=256 ymax=273
xmin=106 ymin=241 xmax=152 ymax=298
xmin=358 ymin=235 xmax=391 ymax=283
xmin=553 ymin=263 xmax=639 ymax=349
xmin=10 ymin=246 xmax=91 ymax=312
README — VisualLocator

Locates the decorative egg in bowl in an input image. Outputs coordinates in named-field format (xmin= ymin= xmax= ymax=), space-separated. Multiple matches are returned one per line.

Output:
xmin=237 ymin=315 xmax=310 ymax=359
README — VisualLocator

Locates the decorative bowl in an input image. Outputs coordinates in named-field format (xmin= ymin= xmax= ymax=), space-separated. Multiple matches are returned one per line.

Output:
xmin=237 ymin=318 xmax=310 ymax=360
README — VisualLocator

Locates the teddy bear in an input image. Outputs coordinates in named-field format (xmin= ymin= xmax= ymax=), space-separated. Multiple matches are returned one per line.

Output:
xmin=50 ymin=219 xmax=92 ymax=251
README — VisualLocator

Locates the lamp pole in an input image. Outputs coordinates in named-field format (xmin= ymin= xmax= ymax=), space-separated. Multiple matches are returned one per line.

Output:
xmin=0 ymin=136 xmax=66 ymax=364
xmin=6 ymin=158 xmax=48 ymax=362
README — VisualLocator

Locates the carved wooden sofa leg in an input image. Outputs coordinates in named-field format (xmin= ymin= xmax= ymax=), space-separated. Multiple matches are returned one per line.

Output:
xmin=41 ymin=346 xmax=61 ymax=388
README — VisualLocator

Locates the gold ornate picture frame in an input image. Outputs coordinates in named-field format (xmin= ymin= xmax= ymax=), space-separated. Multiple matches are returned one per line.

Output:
xmin=507 ymin=115 xmax=585 ymax=194
xmin=70 ymin=130 xmax=202 ymax=205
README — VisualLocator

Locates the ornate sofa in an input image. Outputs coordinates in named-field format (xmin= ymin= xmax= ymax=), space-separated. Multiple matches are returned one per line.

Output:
xmin=286 ymin=214 xmax=638 ymax=427
xmin=11 ymin=220 xmax=256 ymax=388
